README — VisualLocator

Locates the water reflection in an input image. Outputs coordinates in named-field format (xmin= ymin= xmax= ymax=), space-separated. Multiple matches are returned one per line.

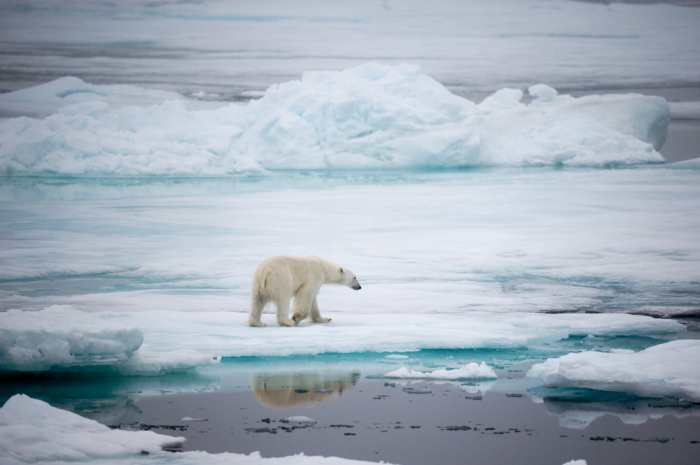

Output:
xmin=530 ymin=387 xmax=700 ymax=429
xmin=252 ymin=371 xmax=360 ymax=408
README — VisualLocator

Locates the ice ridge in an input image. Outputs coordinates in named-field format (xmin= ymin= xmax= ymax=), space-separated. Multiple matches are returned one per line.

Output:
xmin=0 ymin=63 xmax=668 ymax=176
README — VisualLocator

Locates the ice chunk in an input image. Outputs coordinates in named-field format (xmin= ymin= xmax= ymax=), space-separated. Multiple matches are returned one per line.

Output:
xmin=0 ymin=76 xmax=183 ymax=119
xmin=281 ymin=416 xmax=317 ymax=424
xmin=0 ymin=394 xmax=387 ymax=464
xmin=527 ymin=340 xmax=700 ymax=402
xmin=0 ymin=64 xmax=669 ymax=175
xmin=384 ymin=362 xmax=497 ymax=380
xmin=528 ymin=84 xmax=558 ymax=103
xmin=0 ymin=306 xmax=143 ymax=372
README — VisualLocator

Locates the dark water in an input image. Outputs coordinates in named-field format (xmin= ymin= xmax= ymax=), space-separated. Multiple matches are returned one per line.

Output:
xmin=132 ymin=379 xmax=700 ymax=465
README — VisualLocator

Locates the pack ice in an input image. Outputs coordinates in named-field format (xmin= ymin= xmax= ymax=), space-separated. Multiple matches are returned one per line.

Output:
xmin=528 ymin=340 xmax=700 ymax=402
xmin=0 ymin=63 xmax=668 ymax=175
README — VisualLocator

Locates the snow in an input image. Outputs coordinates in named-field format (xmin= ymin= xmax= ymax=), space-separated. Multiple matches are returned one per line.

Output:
xmin=0 ymin=64 xmax=669 ymax=176
xmin=0 ymin=306 xmax=682 ymax=375
xmin=384 ymin=362 xmax=497 ymax=380
xmin=527 ymin=340 xmax=700 ymax=402
xmin=0 ymin=306 xmax=143 ymax=372
xmin=0 ymin=394 xmax=391 ymax=465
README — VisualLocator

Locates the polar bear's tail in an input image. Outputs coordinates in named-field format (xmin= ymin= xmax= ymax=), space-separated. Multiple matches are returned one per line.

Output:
xmin=249 ymin=267 xmax=271 ymax=327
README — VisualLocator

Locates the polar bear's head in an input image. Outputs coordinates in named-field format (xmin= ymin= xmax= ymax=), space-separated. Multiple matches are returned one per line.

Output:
xmin=338 ymin=267 xmax=361 ymax=290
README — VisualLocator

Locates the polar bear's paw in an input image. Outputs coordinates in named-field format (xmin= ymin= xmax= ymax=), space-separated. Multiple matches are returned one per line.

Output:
xmin=278 ymin=318 xmax=296 ymax=327
xmin=248 ymin=320 xmax=267 ymax=328
xmin=312 ymin=317 xmax=332 ymax=324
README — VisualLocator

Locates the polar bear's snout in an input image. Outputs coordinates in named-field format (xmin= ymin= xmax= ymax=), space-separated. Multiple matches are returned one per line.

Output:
xmin=352 ymin=277 xmax=362 ymax=290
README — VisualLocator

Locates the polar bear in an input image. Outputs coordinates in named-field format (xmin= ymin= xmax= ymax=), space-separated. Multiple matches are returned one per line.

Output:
xmin=248 ymin=255 xmax=361 ymax=327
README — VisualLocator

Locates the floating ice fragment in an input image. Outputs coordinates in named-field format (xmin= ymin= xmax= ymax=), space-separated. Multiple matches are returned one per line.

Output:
xmin=527 ymin=340 xmax=700 ymax=401
xmin=385 ymin=354 xmax=410 ymax=359
xmin=281 ymin=416 xmax=317 ymax=424
xmin=180 ymin=417 xmax=208 ymax=422
xmin=403 ymin=388 xmax=432 ymax=394
xmin=385 ymin=362 xmax=498 ymax=380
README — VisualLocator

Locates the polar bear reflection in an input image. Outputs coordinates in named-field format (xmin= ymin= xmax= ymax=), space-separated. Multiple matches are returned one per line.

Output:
xmin=252 ymin=371 xmax=360 ymax=408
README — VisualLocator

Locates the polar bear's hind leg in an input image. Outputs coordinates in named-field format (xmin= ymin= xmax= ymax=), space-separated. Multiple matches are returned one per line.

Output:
xmin=248 ymin=291 xmax=268 ymax=327
xmin=275 ymin=298 xmax=295 ymax=327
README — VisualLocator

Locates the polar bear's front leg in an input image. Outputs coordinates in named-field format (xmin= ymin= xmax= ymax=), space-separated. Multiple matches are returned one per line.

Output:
xmin=309 ymin=297 xmax=332 ymax=323
xmin=275 ymin=299 xmax=295 ymax=327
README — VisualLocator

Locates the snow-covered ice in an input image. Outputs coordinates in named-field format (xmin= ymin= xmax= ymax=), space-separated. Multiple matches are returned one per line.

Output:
xmin=384 ymin=362 xmax=497 ymax=380
xmin=0 ymin=394 xmax=391 ymax=465
xmin=0 ymin=64 xmax=669 ymax=176
xmin=0 ymin=306 xmax=683 ymax=375
xmin=527 ymin=340 xmax=700 ymax=402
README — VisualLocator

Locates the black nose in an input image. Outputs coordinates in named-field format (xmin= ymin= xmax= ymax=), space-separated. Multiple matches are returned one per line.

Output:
xmin=355 ymin=285 xmax=362 ymax=290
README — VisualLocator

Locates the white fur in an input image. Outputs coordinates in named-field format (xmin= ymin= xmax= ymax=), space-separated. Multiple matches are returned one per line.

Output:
xmin=248 ymin=255 xmax=361 ymax=327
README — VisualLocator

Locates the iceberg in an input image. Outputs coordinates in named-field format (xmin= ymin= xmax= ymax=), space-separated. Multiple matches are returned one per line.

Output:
xmin=527 ymin=340 xmax=700 ymax=402
xmin=0 ymin=394 xmax=391 ymax=465
xmin=0 ymin=306 xmax=143 ymax=372
xmin=384 ymin=362 xmax=497 ymax=380
xmin=0 ymin=64 xmax=669 ymax=176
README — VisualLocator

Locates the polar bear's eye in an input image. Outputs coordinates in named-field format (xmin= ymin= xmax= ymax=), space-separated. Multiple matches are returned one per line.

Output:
xmin=340 ymin=268 xmax=344 ymax=273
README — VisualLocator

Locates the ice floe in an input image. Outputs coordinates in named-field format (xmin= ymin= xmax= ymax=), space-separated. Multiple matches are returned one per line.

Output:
xmin=0 ymin=394 xmax=393 ymax=465
xmin=384 ymin=362 xmax=497 ymax=380
xmin=0 ymin=63 xmax=669 ymax=176
xmin=527 ymin=340 xmax=700 ymax=402
xmin=0 ymin=306 xmax=683 ymax=375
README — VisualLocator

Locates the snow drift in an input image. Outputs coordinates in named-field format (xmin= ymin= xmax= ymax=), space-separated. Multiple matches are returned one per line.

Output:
xmin=0 ymin=63 xmax=669 ymax=176
xmin=527 ymin=340 xmax=700 ymax=402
